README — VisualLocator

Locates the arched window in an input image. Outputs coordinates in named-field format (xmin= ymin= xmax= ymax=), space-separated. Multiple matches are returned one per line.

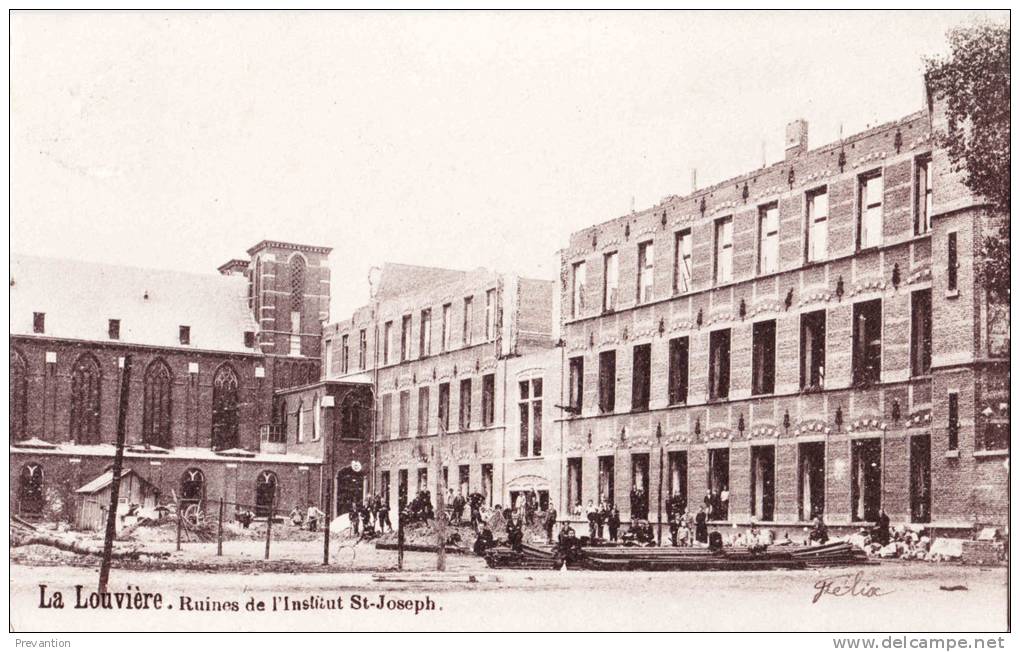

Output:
xmin=180 ymin=468 xmax=204 ymax=509
xmin=10 ymin=349 xmax=28 ymax=442
xmin=20 ymin=463 xmax=44 ymax=516
xmin=211 ymin=364 xmax=240 ymax=450
xmin=289 ymin=254 xmax=306 ymax=312
xmin=142 ymin=359 xmax=173 ymax=448
xmin=255 ymin=470 xmax=278 ymax=517
xmin=69 ymin=353 xmax=102 ymax=444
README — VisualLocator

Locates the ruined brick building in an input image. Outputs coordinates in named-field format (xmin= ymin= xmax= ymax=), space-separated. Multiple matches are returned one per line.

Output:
xmin=556 ymin=99 xmax=1009 ymax=532
xmin=10 ymin=87 xmax=1009 ymax=534
xmin=319 ymin=263 xmax=559 ymax=518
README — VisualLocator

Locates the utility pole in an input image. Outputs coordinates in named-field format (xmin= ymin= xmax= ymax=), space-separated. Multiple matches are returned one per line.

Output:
xmin=657 ymin=447 xmax=664 ymax=546
xmin=324 ymin=396 xmax=339 ymax=566
xmin=98 ymin=355 xmax=132 ymax=594
xmin=435 ymin=423 xmax=447 ymax=571
xmin=656 ymin=423 xmax=664 ymax=547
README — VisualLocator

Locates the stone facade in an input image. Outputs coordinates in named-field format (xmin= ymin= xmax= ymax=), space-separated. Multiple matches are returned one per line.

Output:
xmin=555 ymin=99 xmax=1008 ymax=531
xmin=323 ymin=263 xmax=558 ymax=516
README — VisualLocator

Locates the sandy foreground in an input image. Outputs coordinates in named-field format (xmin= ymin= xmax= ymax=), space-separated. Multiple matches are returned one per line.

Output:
xmin=10 ymin=541 xmax=1008 ymax=632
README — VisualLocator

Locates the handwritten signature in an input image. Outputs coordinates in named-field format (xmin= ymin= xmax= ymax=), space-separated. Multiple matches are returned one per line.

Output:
xmin=812 ymin=571 xmax=894 ymax=604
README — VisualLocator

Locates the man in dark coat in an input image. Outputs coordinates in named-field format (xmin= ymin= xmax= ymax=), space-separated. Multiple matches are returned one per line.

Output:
xmin=506 ymin=512 xmax=524 ymax=552
xmin=695 ymin=506 xmax=709 ymax=544
xmin=349 ymin=501 xmax=360 ymax=535
xmin=468 ymin=492 xmax=485 ymax=532
xmin=607 ymin=507 xmax=621 ymax=542
xmin=874 ymin=509 xmax=891 ymax=546
xmin=452 ymin=492 xmax=466 ymax=525
xmin=473 ymin=525 xmax=495 ymax=555
xmin=377 ymin=495 xmax=392 ymax=533
xmin=544 ymin=505 xmax=558 ymax=543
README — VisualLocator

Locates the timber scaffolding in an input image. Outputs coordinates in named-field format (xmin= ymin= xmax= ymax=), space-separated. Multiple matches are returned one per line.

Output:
xmin=484 ymin=541 xmax=872 ymax=571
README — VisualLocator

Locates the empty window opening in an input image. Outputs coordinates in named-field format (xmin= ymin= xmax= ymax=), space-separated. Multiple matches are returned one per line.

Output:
xmin=637 ymin=240 xmax=654 ymax=303
xmin=851 ymin=438 xmax=882 ymax=522
xmin=630 ymin=453 xmax=650 ymax=519
xmin=674 ymin=229 xmax=693 ymax=294
xmin=752 ymin=320 xmax=776 ymax=395
xmin=858 ymin=172 xmax=884 ymax=249
xmin=568 ymin=356 xmax=584 ymax=414
xmin=709 ymin=329 xmax=731 ymax=400
xmin=707 ymin=448 xmax=730 ymax=520
xmin=598 ymin=455 xmax=615 ymax=506
xmin=668 ymin=336 xmax=689 ymax=405
xmin=798 ymin=442 xmax=826 ymax=521
xmin=806 ymin=188 xmax=829 ymax=262
xmin=852 ymin=299 xmax=882 ymax=386
xmin=459 ymin=378 xmax=472 ymax=431
xmin=631 ymin=343 xmax=651 ymax=411
xmin=750 ymin=445 xmax=776 ymax=522
xmin=758 ymin=203 xmax=779 ymax=275
xmin=714 ymin=217 xmax=733 ymax=283
xmin=567 ymin=457 xmax=583 ymax=511
xmin=598 ymin=350 xmax=617 ymax=414
xmin=800 ymin=310 xmax=826 ymax=390
xmin=915 ymin=155 xmax=933 ymax=235
xmin=667 ymin=451 xmax=688 ymax=516
xmin=603 ymin=252 xmax=619 ymax=312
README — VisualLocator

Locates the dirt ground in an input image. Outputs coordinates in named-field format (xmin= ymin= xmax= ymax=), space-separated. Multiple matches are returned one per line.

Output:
xmin=10 ymin=554 xmax=1007 ymax=632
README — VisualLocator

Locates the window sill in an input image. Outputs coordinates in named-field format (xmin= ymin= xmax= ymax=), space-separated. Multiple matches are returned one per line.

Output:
xmin=974 ymin=449 xmax=1009 ymax=459
xmin=631 ymin=406 xmax=650 ymax=414
xmin=945 ymin=289 xmax=960 ymax=299
xmin=800 ymin=385 xmax=824 ymax=394
xmin=944 ymin=450 xmax=960 ymax=459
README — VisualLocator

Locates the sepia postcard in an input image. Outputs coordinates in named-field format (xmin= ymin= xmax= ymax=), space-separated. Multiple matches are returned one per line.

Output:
xmin=7 ymin=6 xmax=1012 ymax=640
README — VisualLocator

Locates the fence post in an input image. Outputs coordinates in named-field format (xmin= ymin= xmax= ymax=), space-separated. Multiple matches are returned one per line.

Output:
xmin=217 ymin=499 xmax=224 ymax=557
xmin=397 ymin=509 xmax=404 ymax=570
xmin=176 ymin=502 xmax=183 ymax=552
xmin=264 ymin=498 xmax=274 ymax=560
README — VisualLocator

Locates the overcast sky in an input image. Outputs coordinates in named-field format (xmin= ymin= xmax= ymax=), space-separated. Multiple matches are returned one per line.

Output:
xmin=11 ymin=10 xmax=1007 ymax=320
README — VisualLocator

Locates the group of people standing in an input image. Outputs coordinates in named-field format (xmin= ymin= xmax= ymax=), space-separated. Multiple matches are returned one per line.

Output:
xmin=348 ymin=494 xmax=392 ymax=537
xmin=579 ymin=500 xmax=623 ymax=541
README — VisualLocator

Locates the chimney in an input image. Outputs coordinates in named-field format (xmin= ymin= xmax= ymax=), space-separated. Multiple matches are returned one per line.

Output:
xmin=690 ymin=168 xmax=698 ymax=193
xmin=785 ymin=119 xmax=809 ymax=160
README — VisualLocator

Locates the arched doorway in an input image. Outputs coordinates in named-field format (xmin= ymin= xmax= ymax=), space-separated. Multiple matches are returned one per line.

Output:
xmin=335 ymin=467 xmax=364 ymax=516
xmin=255 ymin=470 xmax=278 ymax=517
xmin=20 ymin=463 xmax=44 ymax=517
xmin=180 ymin=468 xmax=205 ymax=510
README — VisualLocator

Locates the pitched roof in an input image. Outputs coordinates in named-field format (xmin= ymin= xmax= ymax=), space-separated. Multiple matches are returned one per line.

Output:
xmin=11 ymin=254 xmax=259 ymax=354
xmin=76 ymin=468 xmax=157 ymax=494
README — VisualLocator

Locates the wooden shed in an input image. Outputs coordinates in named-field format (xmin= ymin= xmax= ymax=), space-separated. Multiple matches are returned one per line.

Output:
xmin=75 ymin=468 xmax=159 ymax=532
